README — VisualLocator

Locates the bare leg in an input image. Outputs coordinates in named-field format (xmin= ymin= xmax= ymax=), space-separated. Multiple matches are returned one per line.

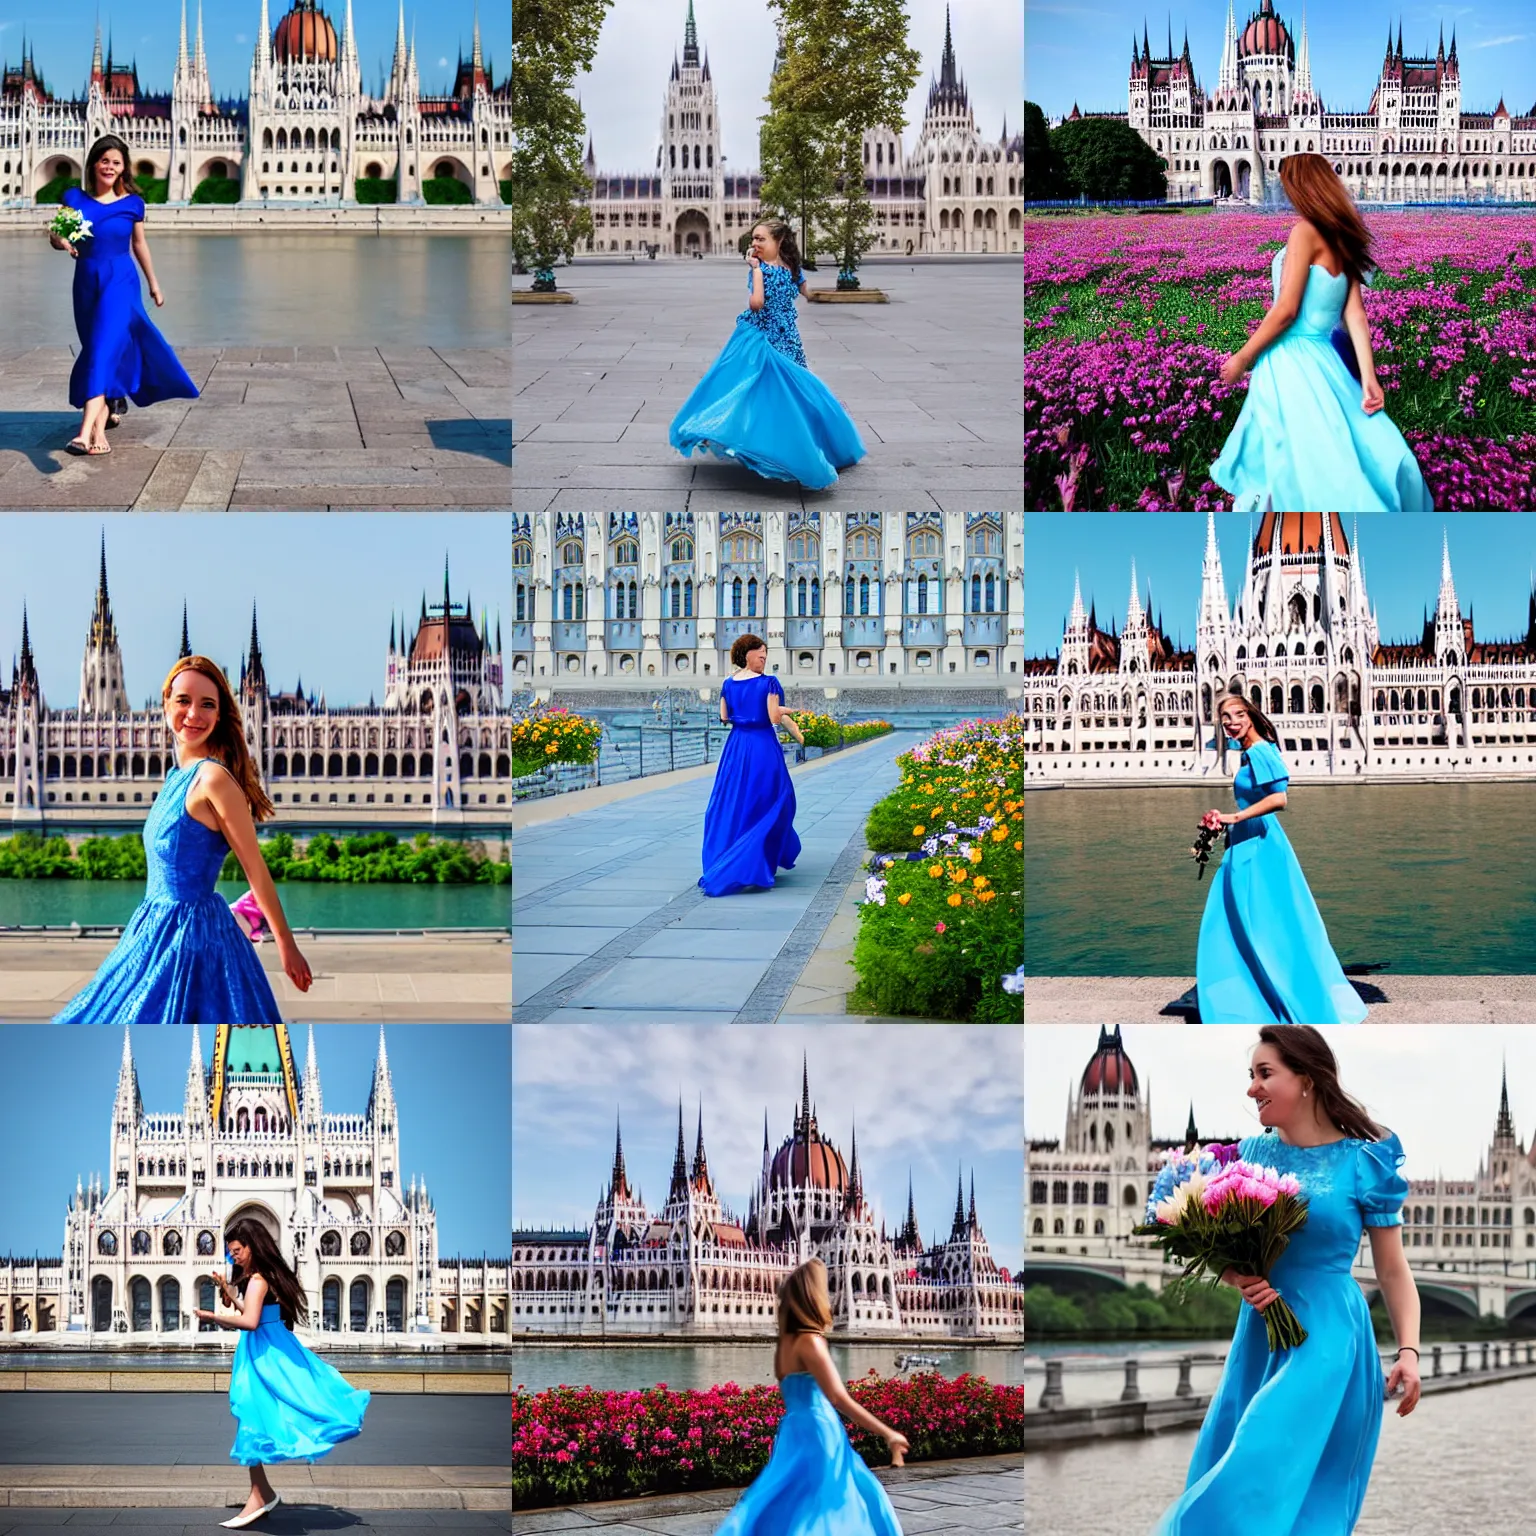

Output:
xmin=237 ymin=1464 xmax=276 ymax=1517
xmin=82 ymin=397 xmax=111 ymax=450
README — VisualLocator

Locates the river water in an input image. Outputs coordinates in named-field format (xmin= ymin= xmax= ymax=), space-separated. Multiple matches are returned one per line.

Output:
xmin=0 ymin=232 xmax=509 ymax=349
xmin=1026 ymin=782 xmax=1536 ymax=974
xmin=1026 ymin=1375 xmax=1536 ymax=1534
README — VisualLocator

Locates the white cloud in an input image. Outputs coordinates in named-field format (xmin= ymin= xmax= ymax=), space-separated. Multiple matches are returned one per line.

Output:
xmin=1469 ymin=34 xmax=1530 ymax=48
xmin=439 ymin=55 xmax=450 ymax=68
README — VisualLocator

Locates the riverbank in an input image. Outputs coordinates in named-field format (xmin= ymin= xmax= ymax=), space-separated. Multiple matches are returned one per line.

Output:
xmin=0 ymin=205 xmax=511 ymax=232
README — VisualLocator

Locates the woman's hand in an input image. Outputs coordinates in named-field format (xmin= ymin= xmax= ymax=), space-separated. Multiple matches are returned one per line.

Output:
xmin=1385 ymin=1352 xmax=1422 ymax=1416
xmin=149 ymin=284 xmax=165 ymax=307
xmin=1218 ymin=353 xmax=1248 ymax=386
xmin=49 ymin=233 xmax=79 ymax=258
xmin=1221 ymin=1268 xmax=1279 ymax=1312
xmin=746 ymin=253 xmax=761 ymax=269
xmin=278 ymin=935 xmax=313 ymax=993
xmin=884 ymin=1428 xmax=910 ymax=1467
xmin=1360 ymin=377 xmax=1384 ymax=415
xmin=1207 ymin=809 xmax=1238 ymax=826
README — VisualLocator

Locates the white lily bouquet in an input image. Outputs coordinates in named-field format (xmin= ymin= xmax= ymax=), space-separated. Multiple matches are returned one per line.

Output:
xmin=48 ymin=206 xmax=92 ymax=246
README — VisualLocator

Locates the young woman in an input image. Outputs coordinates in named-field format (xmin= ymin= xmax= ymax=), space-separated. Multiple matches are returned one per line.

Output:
xmin=699 ymin=634 xmax=804 ymax=897
xmin=1154 ymin=1027 xmax=1420 ymax=1535
xmin=48 ymin=134 xmax=199 ymax=456
xmin=670 ymin=218 xmax=866 ymax=489
xmin=54 ymin=656 xmax=313 ymax=1023
xmin=1196 ymin=690 xmax=1365 ymax=1024
xmin=194 ymin=1218 xmax=370 ymax=1529
xmin=1211 ymin=154 xmax=1431 ymax=513
xmin=715 ymin=1258 xmax=909 ymax=1536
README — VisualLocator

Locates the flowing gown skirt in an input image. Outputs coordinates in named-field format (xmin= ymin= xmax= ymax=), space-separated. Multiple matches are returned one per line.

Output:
xmin=69 ymin=254 xmax=200 ymax=409
xmin=699 ymin=723 xmax=801 ymax=897
xmin=230 ymin=1306 xmax=370 ymax=1465
xmin=670 ymin=320 xmax=866 ymax=490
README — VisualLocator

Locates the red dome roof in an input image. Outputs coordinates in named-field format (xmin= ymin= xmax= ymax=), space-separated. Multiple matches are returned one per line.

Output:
xmin=769 ymin=1134 xmax=848 ymax=1192
xmin=1239 ymin=0 xmax=1291 ymax=57
xmin=1256 ymin=512 xmax=1349 ymax=556
xmin=274 ymin=0 xmax=337 ymax=63
xmin=1081 ymin=1025 xmax=1139 ymax=1097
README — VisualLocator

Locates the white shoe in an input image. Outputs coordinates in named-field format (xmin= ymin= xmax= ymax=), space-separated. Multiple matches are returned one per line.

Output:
xmin=220 ymin=1493 xmax=280 ymax=1528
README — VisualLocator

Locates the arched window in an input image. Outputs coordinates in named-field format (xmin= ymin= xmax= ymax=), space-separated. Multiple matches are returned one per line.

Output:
xmin=320 ymin=1231 xmax=341 ymax=1257
xmin=386 ymin=1278 xmax=405 ymax=1332
xmin=811 ymin=578 xmax=820 ymax=616
xmin=322 ymin=1279 xmax=341 ymax=1332
xmin=797 ymin=577 xmax=807 ymax=616
xmin=731 ymin=577 xmax=743 ymax=617
xmin=971 ymin=573 xmax=981 ymax=610
xmin=670 ymin=579 xmax=681 ymax=618
xmin=349 ymin=1278 xmax=370 ymax=1332
xmin=917 ymin=574 xmax=929 ymax=614
xmin=859 ymin=576 xmax=870 ymax=615
xmin=684 ymin=579 xmax=693 ymax=617
xmin=351 ymin=1231 xmax=371 ymax=1256
xmin=747 ymin=577 xmax=758 ymax=616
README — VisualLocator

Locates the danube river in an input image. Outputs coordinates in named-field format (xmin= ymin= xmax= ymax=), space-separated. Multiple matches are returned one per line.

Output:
xmin=1026 ymin=782 xmax=1536 ymax=974
xmin=0 ymin=231 xmax=508 ymax=349
xmin=1027 ymin=1374 xmax=1536 ymax=1535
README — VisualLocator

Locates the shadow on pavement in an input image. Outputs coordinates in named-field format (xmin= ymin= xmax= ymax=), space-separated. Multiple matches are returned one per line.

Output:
xmin=0 ymin=411 xmax=80 ymax=469
xmin=427 ymin=418 xmax=512 ymax=465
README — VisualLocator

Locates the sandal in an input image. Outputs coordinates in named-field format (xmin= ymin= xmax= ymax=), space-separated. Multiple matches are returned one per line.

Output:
xmin=65 ymin=437 xmax=91 ymax=455
xmin=106 ymin=413 xmax=122 ymax=430
xmin=86 ymin=441 xmax=111 ymax=456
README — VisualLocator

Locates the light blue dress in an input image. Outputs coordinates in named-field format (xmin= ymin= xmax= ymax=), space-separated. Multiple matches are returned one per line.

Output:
xmin=230 ymin=1303 xmax=370 ymax=1464
xmin=1153 ymin=1130 xmax=1407 ymax=1536
xmin=1211 ymin=247 xmax=1432 ymax=513
xmin=714 ymin=1372 xmax=903 ymax=1536
xmin=1196 ymin=740 xmax=1366 ymax=1024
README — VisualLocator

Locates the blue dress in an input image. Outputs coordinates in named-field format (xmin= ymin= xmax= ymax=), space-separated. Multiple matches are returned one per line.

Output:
xmin=230 ymin=1303 xmax=370 ymax=1465
xmin=699 ymin=674 xmax=801 ymax=898
xmin=1196 ymin=740 xmax=1365 ymax=1025
xmin=1154 ymin=1130 xmax=1407 ymax=1536
xmin=53 ymin=759 xmax=282 ymax=1023
xmin=669 ymin=264 xmax=867 ymax=489
xmin=1211 ymin=247 xmax=1432 ymax=513
xmin=715 ymin=1373 xmax=903 ymax=1536
xmin=62 ymin=187 xmax=200 ymax=410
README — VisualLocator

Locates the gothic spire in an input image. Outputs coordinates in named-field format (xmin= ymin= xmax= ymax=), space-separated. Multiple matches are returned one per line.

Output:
xmin=967 ymin=1170 xmax=977 ymax=1227
xmin=691 ymin=1102 xmax=711 ymax=1185
xmin=178 ymin=601 xmax=191 ymax=659
xmin=951 ymin=1165 xmax=965 ymax=1234
xmin=682 ymin=0 xmax=699 ymax=68
xmin=1496 ymin=1061 xmax=1515 ymax=1140
xmin=667 ymin=1100 xmax=689 ymax=1205
xmin=302 ymin=1023 xmax=322 ymax=1121
xmin=610 ymin=1111 xmax=630 ymax=1199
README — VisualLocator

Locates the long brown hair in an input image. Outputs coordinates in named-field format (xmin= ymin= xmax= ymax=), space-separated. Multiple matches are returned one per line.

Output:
xmin=1279 ymin=153 xmax=1375 ymax=289
xmin=161 ymin=656 xmax=275 ymax=821
xmin=85 ymin=135 xmax=142 ymax=198
xmin=1257 ymin=1026 xmax=1388 ymax=1141
xmin=753 ymin=217 xmax=803 ymax=284
xmin=225 ymin=1217 xmax=309 ymax=1329
xmin=1216 ymin=686 xmax=1279 ymax=768
xmin=777 ymin=1257 xmax=833 ymax=1337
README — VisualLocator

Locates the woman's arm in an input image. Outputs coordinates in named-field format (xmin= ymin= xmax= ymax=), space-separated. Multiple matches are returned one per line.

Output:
xmin=193 ymin=1274 xmax=268 ymax=1331
xmin=1219 ymin=225 xmax=1312 ymax=382
xmin=747 ymin=256 xmax=766 ymax=311
xmin=801 ymin=1335 xmax=908 ymax=1461
xmin=1342 ymin=278 xmax=1384 ymax=415
xmin=719 ymin=692 xmax=730 ymax=724
xmin=1368 ymin=1225 xmax=1422 ymax=1415
xmin=1218 ymin=789 xmax=1287 ymax=825
xmin=130 ymin=222 xmax=164 ymax=307
xmin=767 ymin=695 xmax=804 ymax=744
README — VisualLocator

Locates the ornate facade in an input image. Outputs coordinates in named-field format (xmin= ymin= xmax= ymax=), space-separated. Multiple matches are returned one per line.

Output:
xmin=1 ymin=539 xmax=513 ymax=824
xmin=0 ymin=0 xmax=510 ymax=206
xmin=511 ymin=511 xmax=1021 ymax=683
xmin=1023 ymin=511 xmax=1536 ymax=780
xmin=578 ymin=2 xmax=1022 ymax=257
xmin=512 ymin=1061 xmax=1023 ymax=1338
xmin=0 ymin=1025 xmax=508 ymax=1345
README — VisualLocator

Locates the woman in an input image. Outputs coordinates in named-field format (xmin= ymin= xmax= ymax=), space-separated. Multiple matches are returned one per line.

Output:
xmin=54 ymin=656 xmax=312 ymax=1022
xmin=48 ymin=134 xmax=199 ymax=456
xmin=715 ymin=1258 xmax=909 ymax=1536
xmin=1211 ymin=154 xmax=1431 ymax=513
xmin=1197 ymin=690 xmax=1365 ymax=1024
xmin=670 ymin=218 xmax=866 ymax=489
xmin=194 ymin=1218 xmax=370 ymax=1529
xmin=699 ymin=634 xmax=804 ymax=897
xmin=1153 ymin=1026 xmax=1420 ymax=1535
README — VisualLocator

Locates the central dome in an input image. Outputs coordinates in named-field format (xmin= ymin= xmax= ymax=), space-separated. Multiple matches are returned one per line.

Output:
xmin=274 ymin=0 xmax=338 ymax=63
xmin=1256 ymin=512 xmax=1349 ymax=556
xmin=1239 ymin=0 xmax=1292 ymax=57
xmin=1080 ymin=1025 xmax=1139 ymax=1097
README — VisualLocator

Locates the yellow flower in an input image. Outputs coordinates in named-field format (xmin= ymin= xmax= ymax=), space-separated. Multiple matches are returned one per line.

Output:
xmin=946 ymin=892 xmax=963 ymax=907
xmin=928 ymin=865 xmax=943 ymax=878
xmin=992 ymin=828 xmax=1008 ymax=842
xmin=973 ymin=876 xmax=989 ymax=890
xmin=968 ymin=847 xmax=983 ymax=865
xmin=950 ymin=869 xmax=968 ymax=883
xmin=545 ymin=743 xmax=558 ymax=754
xmin=912 ymin=825 xmax=926 ymax=836
xmin=978 ymin=890 xmax=996 ymax=903
xmin=1014 ymin=840 xmax=1022 ymax=851
xmin=897 ymin=892 xmax=912 ymax=906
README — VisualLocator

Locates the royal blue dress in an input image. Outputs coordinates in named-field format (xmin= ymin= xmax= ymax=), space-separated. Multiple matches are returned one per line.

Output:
xmin=230 ymin=1303 xmax=370 ymax=1465
xmin=1211 ymin=247 xmax=1432 ymax=513
xmin=670 ymin=264 xmax=866 ymax=489
xmin=1196 ymin=740 xmax=1365 ymax=1025
xmin=62 ymin=187 xmax=200 ymax=410
xmin=1153 ymin=1130 xmax=1407 ymax=1536
xmin=699 ymin=674 xmax=801 ymax=897
xmin=715 ymin=1372 xmax=903 ymax=1536
xmin=53 ymin=759 xmax=282 ymax=1023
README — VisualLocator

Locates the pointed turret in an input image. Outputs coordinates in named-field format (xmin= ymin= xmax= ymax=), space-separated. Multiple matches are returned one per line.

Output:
xmin=682 ymin=0 xmax=699 ymax=68
xmin=1434 ymin=530 xmax=1464 ymax=664
xmin=1185 ymin=1102 xmax=1199 ymax=1147
xmin=1495 ymin=1061 xmax=1516 ymax=1142
xmin=178 ymin=602 xmax=191 ymax=660
xmin=950 ymin=1166 xmax=966 ymax=1237
xmin=967 ymin=1170 xmax=977 ymax=1228
xmin=114 ymin=1024 xmax=142 ymax=1128
xmin=91 ymin=18 xmax=104 ymax=86
xmin=900 ymin=1173 xmax=921 ymax=1249
xmin=691 ymin=1103 xmax=712 ymax=1188
xmin=609 ymin=1112 xmax=631 ymax=1200
xmin=302 ymin=1023 xmax=323 ymax=1124
xmin=365 ymin=1024 xmax=396 ymax=1125
xmin=666 ymin=1100 xmax=689 ymax=1206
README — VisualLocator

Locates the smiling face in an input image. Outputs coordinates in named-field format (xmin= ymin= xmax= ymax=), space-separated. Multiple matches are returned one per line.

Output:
xmin=91 ymin=147 xmax=125 ymax=195
xmin=1247 ymin=1042 xmax=1310 ymax=1131
xmin=164 ymin=668 xmax=221 ymax=754
xmin=1218 ymin=698 xmax=1255 ymax=745
xmin=750 ymin=224 xmax=781 ymax=263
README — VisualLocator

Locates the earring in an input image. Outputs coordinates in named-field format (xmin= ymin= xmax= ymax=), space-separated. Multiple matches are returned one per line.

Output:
xmin=1302 ymin=1090 xmax=1308 ymax=1097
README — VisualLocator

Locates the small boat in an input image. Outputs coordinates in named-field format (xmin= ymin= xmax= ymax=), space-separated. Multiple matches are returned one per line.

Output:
xmin=894 ymin=1352 xmax=945 ymax=1371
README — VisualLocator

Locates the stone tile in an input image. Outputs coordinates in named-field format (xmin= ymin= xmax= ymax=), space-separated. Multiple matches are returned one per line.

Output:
xmin=559 ymin=955 xmax=771 ymax=1010
xmin=511 ymin=925 xmax=631 ymax=956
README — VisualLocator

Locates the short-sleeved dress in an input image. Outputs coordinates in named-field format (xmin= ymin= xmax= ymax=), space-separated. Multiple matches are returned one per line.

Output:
xmin=61 ymin=186 xmax=200 ymax=409
xmin=1153 ymin=1129 xmax=1408 ymax=1535
xmin=1196 ymin=738 xmax=1366 ymax=1024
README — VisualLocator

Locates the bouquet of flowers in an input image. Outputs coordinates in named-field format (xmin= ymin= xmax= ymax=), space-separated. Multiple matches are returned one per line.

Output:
xmin=1134 ymin=1143 xmax=1310 ymax=1351
xmin=1190 ymin=809 xmax=1224 ymax=879
xmin=48 ymin=206 xmax=92 ymax=247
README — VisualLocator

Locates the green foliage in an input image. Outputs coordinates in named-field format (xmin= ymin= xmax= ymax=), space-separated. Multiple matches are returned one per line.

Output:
xmin=1050 ymin=117 xmax=1168 ymax=202
xmin=354 ymin=177 xmax=398 ymax=204
xmin=137 ymin=177 xmax=170 ymax=204
xmin=34 ymin=175 xmax=81 ymax=204
xmin=422 ymin=175 xmax=473 ymax=205
xmin=190 ymin=175 xmax=242 ymax=204
xmin=499 ymin=178 xmax=514 ymax=205
xmin=758 ymin=108 xmax=838 ymax=268
xmin=74 ymin=836 xmax=149 ymax=881
xmin=1024 ymin=1281 xmax=1242 ymax=1339
xmin=1024 ymin=101 xmax=1070 ymax=201
xmin=0 ymin=831 xmax=78 ymax=878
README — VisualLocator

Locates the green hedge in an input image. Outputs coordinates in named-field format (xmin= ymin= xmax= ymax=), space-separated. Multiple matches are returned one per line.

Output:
xmin=190 ymin=175 xmax=241 ymax=204
xmin=217 ymin=830 xmax=509 ymax=885
xmin=422 ymin=175 xmax=473 ymax=205
xmin=34 ymin=176 xmax=80 ymax=205
xmin=499 ymin=178 xmax=513 ymax=204
xmin=354 ymin=176 xmax=398 ymax=204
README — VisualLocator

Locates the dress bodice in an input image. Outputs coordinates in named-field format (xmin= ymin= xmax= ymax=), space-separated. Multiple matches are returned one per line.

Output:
xmin=1224 ymin=738 xmax=1289 ymax=845
xmin=63 ymin=187 xmax=144 ymax=262
xmin=779 ymin=1371 xmax=838 ymax=1424
xmin=1271 ymin=246 xmax=1348 ymax=339
xmin=738 ymin=263 xmax=808 ymax=367
xmin=722 ymin=672 xmax=784 ymax=730
xmin=144 ymin=761 xmax=233 ymax=902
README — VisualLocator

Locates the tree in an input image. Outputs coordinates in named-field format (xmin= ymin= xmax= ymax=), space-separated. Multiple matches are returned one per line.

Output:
xmin=1024 ymin=101 xmax=1069 ymax=201
xmin=511 ymin=0 xmax=614 ymax=289
xmin=758 ymin=106 xmax=837 ymax=267
xmin=1050 ymin=117 xmax=1167 ymax=202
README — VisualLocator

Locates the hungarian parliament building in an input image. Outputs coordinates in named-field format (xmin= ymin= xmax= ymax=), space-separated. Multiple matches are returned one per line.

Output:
xmin=0 ymin=1026 xmax=507 ymax=1346
xmin=577 ymin=2 xmax=1022 ymax=257
xmin=512 ymin=1062 xmax=1023 ymax=1339
xmin=1023 ymin=511 xmax=1536 ymax=781
xmin=511 ymin=510 xmax=1021 ymax=684
xmin=0 ymin=0 xmax=509 ymax=205
xmin=1 ymin=539 xmax=513 ymax=825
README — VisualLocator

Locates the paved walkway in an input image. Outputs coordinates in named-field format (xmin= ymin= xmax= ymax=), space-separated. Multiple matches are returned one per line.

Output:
xmin=512 ymin=259 xmax=1021 ymax=514
xmin=513 ymin=734 xmax=912 ymax=1022
xmin=0 ymin=347 xmax=509 ymax=508
xmin=0 ymin=1514 xmax=510 ymax=1533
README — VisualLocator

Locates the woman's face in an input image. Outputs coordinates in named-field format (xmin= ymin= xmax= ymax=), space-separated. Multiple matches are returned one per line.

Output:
xmin=750 ymin=225 xmax=781 ymax=262
xmin=742 ymin=644 xmax=768 ymax=674
xmin=226 ymin=1239 xmax=251 ymax=1271
xmin=1247 ymin=1043 xmax=1310 ymax=1130
xmin=92 ymin=148 xmax=124 ymax=193
xmin=1219 ymin=700 xmax=1253 ymax=743
xmin=165 ymin=669 xmax=220 ymax=750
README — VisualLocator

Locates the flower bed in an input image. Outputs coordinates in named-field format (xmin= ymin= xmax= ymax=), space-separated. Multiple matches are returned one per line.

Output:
xmin=511 ymin=1370 xmax=1023 ymax=1508
xmin=510 ymin=706 xmax=603 ymax=779
xmin=850 ymin=717 xmax=1022 ymax=1023
xmin=782 ymin=713 xmax=893 ymax=750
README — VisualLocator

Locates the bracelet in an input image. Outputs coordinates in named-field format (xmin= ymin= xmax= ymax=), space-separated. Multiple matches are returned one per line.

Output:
xmin=1395 ymin=1346 xmax=1419 ymax=1359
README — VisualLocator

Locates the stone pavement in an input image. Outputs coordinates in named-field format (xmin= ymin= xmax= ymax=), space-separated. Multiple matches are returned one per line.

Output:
xmin=0 ymin=935 xmax=511 ymax=1022
xmin=510 ymin=1453 xmax=1022 ymax=1535
xmin=513 ymin=733 xmax=926 ymax=1022
xmin=0 ymin=347 xmax=510 ymax=509
xmin=0 ymin=1516 xmax=511 ymax=1533
xmin=512 ymin=259 xmax=1021 ymax=514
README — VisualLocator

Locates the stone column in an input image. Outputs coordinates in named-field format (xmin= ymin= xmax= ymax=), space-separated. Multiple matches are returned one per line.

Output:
xmin=697 ymin=514 xmax=720 ymax=680
xmin=882 ymin=520 xmax=903 ymax=679
xmin=941 ymin=510 xmax=966 ymax=676
xmin=823 ymin=520 xmax=845 ymax=679
xmin=532 ymin=515 xmax=554 ymax=681
xmin=639 ymin=511 xmax=665 ymax=678
xmin=584 ymin=514 xmax=606 ymax=678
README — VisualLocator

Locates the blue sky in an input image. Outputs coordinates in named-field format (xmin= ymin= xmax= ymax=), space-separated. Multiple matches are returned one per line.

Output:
xmin=1027 ymin=1 xmax=1536 ymax=120
xmin=514 ymin=1025 xmax=1024 ymax=1275
xmin=1025 ymin=513 xmax=1536 ymax=656
xmin=0 ymin=1024 xmax=510 ymax=1257
xmin=0 ymin=0 xmax=509 ymax=100
xmin=0 ymin=513 xmax=510 ymax=710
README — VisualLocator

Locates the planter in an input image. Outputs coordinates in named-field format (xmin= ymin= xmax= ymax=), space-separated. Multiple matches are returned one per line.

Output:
xmin=512 ymin=291 xmax=577 ymax=304
xmin=807 ymin=289 xmax=890 ymax=303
